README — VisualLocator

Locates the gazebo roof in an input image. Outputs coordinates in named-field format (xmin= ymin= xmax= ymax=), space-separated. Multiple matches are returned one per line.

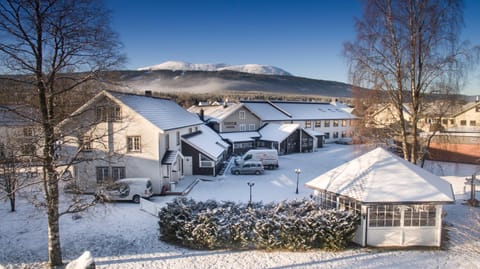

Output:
xmin=305 ymin=147 xmax=455 ymax=204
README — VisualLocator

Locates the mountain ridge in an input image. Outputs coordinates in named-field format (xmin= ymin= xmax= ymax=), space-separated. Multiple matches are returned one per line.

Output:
xmin=137 ymin=61 xmax=292 ymax=76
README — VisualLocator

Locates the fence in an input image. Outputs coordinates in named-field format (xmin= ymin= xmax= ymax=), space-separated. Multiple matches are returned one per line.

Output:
xmin=140 ymin=198 xmax=161 ymax=216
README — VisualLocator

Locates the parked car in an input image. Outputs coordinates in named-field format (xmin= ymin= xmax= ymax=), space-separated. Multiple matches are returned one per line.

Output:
xmin=96 ymin=178 xmax=153 ymax=203
xmin=335 ymin=138 xmax=353 ymax=145
xmin=231 ymin=161 xmax=264 ymax=175
xmin=235 ymin=149 xmax=279 ymax=169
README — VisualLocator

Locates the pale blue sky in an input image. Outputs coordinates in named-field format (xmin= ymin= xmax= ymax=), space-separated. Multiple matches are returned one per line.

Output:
xmin=105 ymin=0 xmax=480 ymax=95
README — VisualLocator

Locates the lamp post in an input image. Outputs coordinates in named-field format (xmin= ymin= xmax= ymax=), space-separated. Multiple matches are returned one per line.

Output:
xmin=294 ymin=168 xmax=302 ymax=194
xmin=247 ymin=181 xmax=255 ymax=206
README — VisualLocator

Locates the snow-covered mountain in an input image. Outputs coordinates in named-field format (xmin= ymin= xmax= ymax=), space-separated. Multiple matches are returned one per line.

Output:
xmin=138 ymin=61 xmax=291 ymax=76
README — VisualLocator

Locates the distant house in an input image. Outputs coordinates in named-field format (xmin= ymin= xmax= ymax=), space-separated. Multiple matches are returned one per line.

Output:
xmin=241 ymin=100 xmax=356 ymax=144
xmin=305 ymin=147 xmax=454 ymax=247
xmin=0 ymin=105 xmax=41 ymax=161
xmin=257 ymin=123 xmax=315 ymax=154
xmin=188 ymin=102 xmax=262 ymax=133
xmin=61 ymin=90 xmax=228 ymax=194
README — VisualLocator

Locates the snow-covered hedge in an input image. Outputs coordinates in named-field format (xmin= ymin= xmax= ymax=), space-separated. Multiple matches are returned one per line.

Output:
xmin=158 ymin=198 xmax=359 ymax=251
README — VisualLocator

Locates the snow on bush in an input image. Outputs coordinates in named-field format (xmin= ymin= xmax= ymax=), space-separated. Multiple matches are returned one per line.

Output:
xmin=158 ymin=198 xmax=359 ymax=251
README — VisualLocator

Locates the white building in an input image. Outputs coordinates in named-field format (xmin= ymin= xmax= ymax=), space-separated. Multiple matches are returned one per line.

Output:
xmin=60 ymin=90 xmax=227 ymax=194
xmin=305 ymin=147 xmax=454 ymax=247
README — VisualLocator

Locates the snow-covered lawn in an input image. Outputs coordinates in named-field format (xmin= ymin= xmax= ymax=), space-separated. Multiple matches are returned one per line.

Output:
xmin=1 ymin=144 xmax=479 ymax=269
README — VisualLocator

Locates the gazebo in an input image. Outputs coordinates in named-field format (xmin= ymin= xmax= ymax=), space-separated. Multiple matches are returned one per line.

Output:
xmin=305 ymin=147 xmax=455 ymax=247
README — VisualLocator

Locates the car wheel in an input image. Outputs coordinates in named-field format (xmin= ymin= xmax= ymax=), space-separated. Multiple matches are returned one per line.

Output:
xmin=255 ymin=170 xmax=261 ymax=175
xmin=132 ymin=195 xmax=140 ymax=203
xmin=233 ymin=170 xmax=240 ymax=175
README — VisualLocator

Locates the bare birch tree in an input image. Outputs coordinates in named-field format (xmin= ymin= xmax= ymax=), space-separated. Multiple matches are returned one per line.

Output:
xmin=0 ymin=0 xmax=124 ymax=267
xmin=344 ymin=0 xmax=476 ymax=163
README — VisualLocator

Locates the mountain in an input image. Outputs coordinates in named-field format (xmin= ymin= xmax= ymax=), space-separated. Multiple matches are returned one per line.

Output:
xmin=108 ymin=69 xmax=358 ymax=99
xmin=138 ymin=61 xmax=291 ymax=76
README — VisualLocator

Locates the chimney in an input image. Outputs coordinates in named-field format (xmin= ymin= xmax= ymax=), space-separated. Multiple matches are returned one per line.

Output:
xmin=476 ymin=96 xmax=479 ymax=103
xmin=145 ymin=90 xmax=152 ymax=97
xmin=199 ymin=108 xmax=204 ymax=121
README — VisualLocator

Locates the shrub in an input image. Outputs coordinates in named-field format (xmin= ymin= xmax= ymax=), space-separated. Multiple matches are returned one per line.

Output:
xmin=158 ymin=198 xmax=359 ymax=251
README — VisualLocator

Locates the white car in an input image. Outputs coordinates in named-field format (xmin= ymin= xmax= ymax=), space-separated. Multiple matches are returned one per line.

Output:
xmin=97 ymin=178 xmax=153 ymax=203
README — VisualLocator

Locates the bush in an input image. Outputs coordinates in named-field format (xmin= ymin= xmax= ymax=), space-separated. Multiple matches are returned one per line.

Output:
xmin=158 ymin=198 xmax=359 ymax=251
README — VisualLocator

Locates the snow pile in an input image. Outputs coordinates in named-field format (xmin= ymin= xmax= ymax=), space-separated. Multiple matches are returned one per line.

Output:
xmin=65 ymin=251 xmax=95 ymax=269
xmin=138 ymin=61 xmax=291 ymax=76
xmin=159 ymin=198 xmax=359 ymax=251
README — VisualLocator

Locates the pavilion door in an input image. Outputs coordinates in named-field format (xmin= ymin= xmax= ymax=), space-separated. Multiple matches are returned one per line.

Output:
xmin=183 ymin=156 xmax=193 ymax=176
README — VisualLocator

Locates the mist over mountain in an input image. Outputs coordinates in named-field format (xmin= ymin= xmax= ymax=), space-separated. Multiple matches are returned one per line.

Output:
xmin=110 ymin=68 xmax=358 ymax=99
xmin=137 ymin=61 xmax=292 ymax=76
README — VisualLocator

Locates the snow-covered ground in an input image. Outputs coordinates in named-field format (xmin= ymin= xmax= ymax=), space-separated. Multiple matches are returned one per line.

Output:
xmin=1 ymin=144 xmax=479 ymax=269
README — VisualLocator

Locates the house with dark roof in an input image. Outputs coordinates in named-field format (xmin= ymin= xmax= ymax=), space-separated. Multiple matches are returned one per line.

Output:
xmin=60 ymin=90 xmax=228 ymax=194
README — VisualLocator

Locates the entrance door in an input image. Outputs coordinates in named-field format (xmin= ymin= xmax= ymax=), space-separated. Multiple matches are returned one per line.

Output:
xmin=183 ymin=156 xmax=193 ymax=176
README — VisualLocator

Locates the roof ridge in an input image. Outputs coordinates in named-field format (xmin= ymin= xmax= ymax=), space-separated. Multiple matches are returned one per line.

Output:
xmin=266 ymin=100 xmax=292 ymax=118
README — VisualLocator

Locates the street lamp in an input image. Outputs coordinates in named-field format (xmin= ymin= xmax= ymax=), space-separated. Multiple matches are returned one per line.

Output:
xmin=247 ymin=181 xmax=255 ymax=206
xmin=294 ymin=168 xmax=302 ymax=194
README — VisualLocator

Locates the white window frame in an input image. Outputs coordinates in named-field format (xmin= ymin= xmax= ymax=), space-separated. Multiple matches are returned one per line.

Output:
xmin=127 ymin=136 xmax=141 ymax=152
xmin=199 ymin=153 xmax=214 ymax=167
xmin=240 ymin=124 xmax=246 ymax=131
xmin=248 ymin=123 xmax=256 ymax=131
xmin=239 ymin=110 xmax=246 ymax=120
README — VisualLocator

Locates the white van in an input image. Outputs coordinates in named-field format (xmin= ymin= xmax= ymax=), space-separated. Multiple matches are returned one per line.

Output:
xmin=235 ymin=149 xmax=279 ymax=169
xmin=97 ymin=178 xmax=153 ymax=203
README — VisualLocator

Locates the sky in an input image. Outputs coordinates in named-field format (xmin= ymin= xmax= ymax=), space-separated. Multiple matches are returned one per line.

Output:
xmin=104 ymin=0 xmax=480 ymax=96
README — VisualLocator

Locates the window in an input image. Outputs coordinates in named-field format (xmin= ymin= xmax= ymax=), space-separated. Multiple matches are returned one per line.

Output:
xmin=81 ymin=136 xmax=92 ymax=151
xmin=248 ymin=124 xmax=256 ymax=131
xmin=21 ymin=144 xmax=36 ymax=156
xmin=240 ymin=124 xmax=246 ymax=131
xmin=199 ymin=153 xmax=214 ymax=167
xmin=404 ymin=205 xmax=436 ymax=226
xmin=333 ymin=120 xmax=339 ymax=127
xmin=460 ymin=120 xmax=467 ymax=126
xmin=176 ymin=131 xmax=180 ymax=145
xmin=239 ymin=110 xmax=245 ymax=120
xmin=96 ymin=166 xmax=109 ymax=183
xmin=470 ymin=120 xmax=476 ymax=126
xmin=368 ymin=205 xmax=401 ymax=227
xmin=324 ymin=120 xmax=330 ymax=127
xmin=338 ymin=196 xmax=361 ymax=213
xmin=111 ymin=167 xmax=126 ymax=180
xmin=189 ymin=127 xmax=193 ymax=133
xmin=442 ymin=119 xmax=448 ymax=125
xmin=341 ymin=131 xmax=347 ymax=138
xmin=127 ymin=136 xmax=141 ymax=152
xmin=450 ymin=119 xmax=455 ymax=124
xmin=333 ymin=132 xmax=339 ymax=138
xmin=476 ymin=105 xmax=480 ymax=112
xmin=96 ymin=105 xmax=121 ymax=122
xmin=23 ymin=127 xmax=34 ymax=137
xmin=305 ymin=121 xmax=312 ymax=128
xmin=315 ymin=121 xmax=321 ymax=128
xmin=317 ymin=191 xmax=338 ymax=209
xmin=324 ymin=132 xmax=330 ymax=139
xmin=165 ymin=134 xmax=170 ymax=150
xmin=342 ymin=120 xmax=347 ymax=127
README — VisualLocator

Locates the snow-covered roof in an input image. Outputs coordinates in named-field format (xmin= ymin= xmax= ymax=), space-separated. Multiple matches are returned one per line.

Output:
xmin=108 ymin=91 xmax=202 ymax=131
xmin=161 ymin=150 xmax=180 ymax=165
xmin=305 ymin=147 xmax=455 ymax=204
xmin=182 ymin=125 xmax=229 ymax=160
xmin=0 ymin=105 xmax=39 ymax=126
xmin=187 ymin=103 xmax=244 ymax=122
xmin=220 ymin=131 xmax=260 ymax=143
xmin=242 ymin=101 xmax=356 ymax=121
xmin=259 ymin=123 xmax=300 ymax=142
xmin=304 ymin=129 xmax=325 ymax=137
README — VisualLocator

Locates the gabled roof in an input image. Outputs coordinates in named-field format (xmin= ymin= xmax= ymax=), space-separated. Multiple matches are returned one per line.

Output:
xmin=258 ymin=123 xmax=300 ymax=142
xmin=187 ymin=103 xmax=244 ymax=123
xmin=62 ymin=91 xmax=202 ymax=131
xmin=452 ymin=101 xmax=480 ymax=117
xmin=109 ymin=91 xmax=202 ymax=131
xmin=242 ymin=101 xmax=356 ymax=121
xmin=182 ymin=125 xmax=229 ymax=160
xmin=220 ymin=131 xmax=260 ymax=143
xmin=305 ymin=147 xmax=455 ymax=204
xmin=161 ymin=150 xmax=181 ymax=165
